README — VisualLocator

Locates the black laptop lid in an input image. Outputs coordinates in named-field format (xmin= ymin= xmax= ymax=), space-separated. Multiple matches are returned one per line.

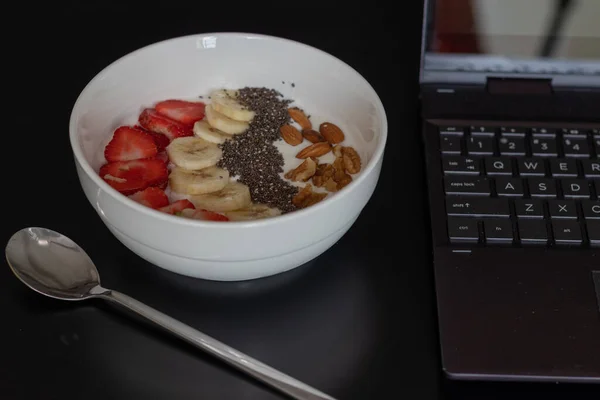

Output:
xmin=420 ymin=0 xmax=600 ymax=89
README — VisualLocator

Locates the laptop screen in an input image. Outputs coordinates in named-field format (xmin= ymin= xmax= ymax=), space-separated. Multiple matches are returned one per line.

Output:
xmin=421 ymin=0 xmax=600 ymax=87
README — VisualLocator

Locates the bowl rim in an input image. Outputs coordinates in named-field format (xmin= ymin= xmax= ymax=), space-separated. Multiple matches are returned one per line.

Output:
xmin=69 ymin=32 xmax=388 ymax=228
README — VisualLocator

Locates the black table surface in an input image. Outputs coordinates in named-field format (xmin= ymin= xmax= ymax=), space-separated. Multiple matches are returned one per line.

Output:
xmin=2 ymin=4 xmax=599 ymax=399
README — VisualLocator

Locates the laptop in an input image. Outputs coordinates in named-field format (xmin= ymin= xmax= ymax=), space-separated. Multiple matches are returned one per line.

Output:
xmin=418 ymin=0 xmax=600 ymax=383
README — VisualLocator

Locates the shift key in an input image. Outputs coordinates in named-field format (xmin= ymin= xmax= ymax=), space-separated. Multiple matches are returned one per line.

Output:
xmin=446 ymin=197 xmax=510 ymax=218
xmin=444 ymin=176 xmax=491 ymax=196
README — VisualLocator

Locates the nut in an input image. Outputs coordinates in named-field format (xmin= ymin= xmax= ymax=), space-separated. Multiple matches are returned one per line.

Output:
xmin=332 ymin=157 xmax=347 ymax=182
xmin=292 ymin=184 xmax=327 ymax=208
xmin=319 ymin=122 xmax=345 ymax=144
xmin=336 ymin=174 xmax=353 ymax=190
xmin=280 ymin=124 xmax=303 ymax=146
xmin=296 ymin=142 xmax=332 ymax=159
xmin=332 ymin=145 xmax=343 ymax=158
xmin=284 ymin=158 xmax=317 ymax=182
xmin=288 ymin=108 xmax=312 ymax=130
xmin=302 ymin=129 xmax=326 ymax=143
xmin=342 ymin=146 xmax=361 ymax=174
xmin=324 ymin=178 xmax=338 ymax=192
xmin=312 ymin=163 xmax=335 ymax=187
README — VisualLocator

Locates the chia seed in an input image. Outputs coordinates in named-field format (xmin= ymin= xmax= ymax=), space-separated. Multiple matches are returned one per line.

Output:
xmin=217 ymin=87 xmax=299 ymax=213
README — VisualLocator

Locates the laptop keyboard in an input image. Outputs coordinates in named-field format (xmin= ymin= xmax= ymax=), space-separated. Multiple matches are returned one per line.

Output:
xmin=439 ymin=125 xmax=600 ymax=247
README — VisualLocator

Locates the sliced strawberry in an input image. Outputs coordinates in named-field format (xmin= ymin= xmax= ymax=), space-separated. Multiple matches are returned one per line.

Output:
xmin=99 ymin=159 xmax=168 ymax=195
xmin=138 ymin=108 xmax=192 ymax=141
xmin=104 ymin=126 xmax=157 ymax=162
xmin=155 ymin=100 xmax=206 ymax=126
xmin=190 ymin=209 xmax=230 ymax=222
xmin=158 ymin=199 xmax=195 ymax=215
xmin=155 ymin=151 xmax=169 ymax=164
xmin=128 ymin=187 xmax=169 ymax=209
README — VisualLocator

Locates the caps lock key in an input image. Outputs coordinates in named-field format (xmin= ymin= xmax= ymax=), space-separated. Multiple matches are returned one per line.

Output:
xmin=444 ymin=176 xmax=491 ymax=196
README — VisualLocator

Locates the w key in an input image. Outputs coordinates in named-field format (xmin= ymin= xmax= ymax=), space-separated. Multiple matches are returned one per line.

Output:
xmin=444 ymin=176 xmax=490 ymax=196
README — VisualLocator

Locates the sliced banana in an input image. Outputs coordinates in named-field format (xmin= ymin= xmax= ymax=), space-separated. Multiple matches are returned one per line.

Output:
xmin=188 ymin=181 xmax=251 ymax=212
xmin=166 ymin=136 xmax=222 ymax=170
xmin=210 ymin=89 xmax=255 ymax=122
xmin=193 ymin=120 xmax=234 ymax=144
xmin=205 ymin=104 xmax=249 ymax=135
xmin=169 ymin=166 xmax=229 ymax=195
xmin=224 ymin=204 xmax=282 ymax=221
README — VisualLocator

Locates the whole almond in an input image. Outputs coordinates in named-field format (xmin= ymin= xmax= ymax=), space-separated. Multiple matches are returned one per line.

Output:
xmin=302 ymin=129 xmax=326 ymax=143
xmin=319 ymin=122 xmax=345 ymax=144
xmin=280 ymin=124 xmax=303 ymax=146
xmin=288 ymin=108 xmax=312 ymax=130
xmin=296 ymin=142 xmax=332 ymax=159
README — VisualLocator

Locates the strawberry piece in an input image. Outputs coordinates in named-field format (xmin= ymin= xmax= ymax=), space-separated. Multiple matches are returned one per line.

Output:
xmin=135 ymin=125 xmax=170 ymax=151
xmin=158 ymin=199 xmax=195 ymax=215
xmin=190 ymin=209 xmax=230 ymax=222
xmin=138 ymin=108 xmax=192 ymax=141
xmin=104 ymin=126 xmax=158 ymax=162
xmin=99 ymin=159 xmax=168 ymax=195
xmin=155 ymin=100 xmax=206 ymax=126
xmin=128 ymin=187 xmax=169 ymax=209
xmin=155 ymin=151 xmax=169 ymax=165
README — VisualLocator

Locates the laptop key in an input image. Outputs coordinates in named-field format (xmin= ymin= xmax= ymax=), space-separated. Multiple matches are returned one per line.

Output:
xmin=500 ymin=127 xmax=527 ymax=137
xmin=549 ymin=158 xmax=578 ymax=177
xmin=582 ymin=200 xmax=600 ymax=220
xmin=444 ymin=176 xmax=490 ymax=196
xmin=561 ymin=179 xmax=590 ymax=199
xmin=495 ymin=177 xmax=524 ymax=197
xmin=485 ymin=157 xmax=512 ymax=175
xmin=528 ymin=178 xmax=557 ymax=198
xmin=548 ymin=200 xmax=577 ymax=219
xmin=470 ymin=126 xmax=496 ymax=136
xmin=442 ymin=156 xmax=480 ymax=175
xmin=561 ymin=128 xmax=589 ymax=137
xmin=441 ymin=136 xmax=461 ymax=154
xmin=483 ymin=219 xmax=514 ymax=244
xmin=530 ymin=137 xmax=557 ymax=157
xmin=498 ymin=136 xmax=526 ymax=156
xmin=586 ymin=220 xmax=600 ymax=247
xmin=439 ymin=126 xmax=465 ymax=136
xmin=446 ymin=197 xmax=510 ymax=218
xmin=514 ymin=199 xmax=544 ymax=219
xmin=517 ymin=158 xmax=545 ymax=176
xmin=518 ymin=219 xmax=549 ymax=245
xmin=594 ymin=135 xmax=600 ymax=155
xmin=551 ymin=220 xmax=583 ymax=245
xmin=531 ymin=127 xmax=556 ymax=137
xmin=467 ymin=136 xmax=494 ymax=155
xmin=447 ymin=218 xmax=479 ymax=243
xmin=581 ymin=159 xmax=600 ymax=178
xmin=563 ymin=137 xmax=590 ymax=157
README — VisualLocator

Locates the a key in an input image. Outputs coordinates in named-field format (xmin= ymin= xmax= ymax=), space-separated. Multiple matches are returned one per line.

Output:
xmin=594 ymin=135 xmax=600 ymax=155
xmin=531 ymin=127 xmax=556 ymax=137
xmin=442 ymin=156 xmax=480 ymax=175
xmin=561 ymin=128 xmax=589 ymax=137
xmin=548 ymin=200 xmax=578 ymax=219
xmin=445 ymin=197 xmax=510 ymax=218
xmin=440 ymin=126 xmax=465 ymax=136
xmin=586 ymin=220 xmax=600 ymax=247
xmin=447 ymin=218 xmax=479 ymax=243
xmin=483 ymin=219 xmax=514 ymax=244
xmin=441 ymin=136 xmax=461 ymax=154
xmin=517 ymin=158 xmax=545 ymax=176
xmin=551 ymin=220 xmax=583 ymax=245
xmin=485 ymin=157 xmax=512 ymax=176
xmin=582 ymin=200 xmax=600 ymax=220
xmin=561 ymin=179 xmax=590 ymax=199
xmin=549 ymin=158 xmax=578 ymax=177
xmin=495 ymin=177 xmax=524 ymax=197
xmin=467 ymin=136 xmax=494 ymax=155
xmin=470 ymin=126 xmax=496 ymax=136
xmin=563 ymin=137 xmax=590 ymax=157
xmin=498 ymin=136 xmax=526 ymax=156
xmin=444 ymin=176 xmax=490 ymax=196
xmin=581 ymin=159 xmax=600 ymax=178
xmin=530 ymin=137 xmax=557 ymax=157
xmin=518 ymin=219 xmax=549 ymax=245
xmin=514 ymin=199 xmax=544 ymax=219
xmin=500 ymin=127 xmax=527 ymax=137
xmin=528 ymin=178 xmax=557 ymax=198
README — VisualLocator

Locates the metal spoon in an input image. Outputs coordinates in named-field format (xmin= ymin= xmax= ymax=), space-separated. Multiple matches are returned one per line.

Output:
xmin=5 ymin=227 xmax=336 ymax=400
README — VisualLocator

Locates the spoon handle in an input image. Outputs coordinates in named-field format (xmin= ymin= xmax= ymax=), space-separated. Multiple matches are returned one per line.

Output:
xmin=100 ymin=290 xmax=336 ymax=400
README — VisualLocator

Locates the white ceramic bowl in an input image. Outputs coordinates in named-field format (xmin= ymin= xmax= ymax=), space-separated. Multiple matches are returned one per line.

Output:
xmin=69 ymin=32 xmax=387 ymax=281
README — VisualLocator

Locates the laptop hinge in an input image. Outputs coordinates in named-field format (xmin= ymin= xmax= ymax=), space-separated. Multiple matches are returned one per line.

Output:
xmin=486 ymin=77 xmax=553 ymax=95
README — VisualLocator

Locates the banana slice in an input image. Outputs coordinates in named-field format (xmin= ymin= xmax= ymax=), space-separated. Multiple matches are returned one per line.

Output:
xmin=169 ymin=166 xmax=229 ymax=195
xmin=205 ymin=104 xmax=249 ymax=135
xmin=210 ymin=89 xmax=255 ymax=122
xmin=224 ymin=204 xmax=282 ymax=221
xmin=188 ymin=181 xmax=251 ymax=212
xmin=166 ymin=137 xmax=222 ymax=170
xmin=193 ymin=120 xmax=234 ymax=144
